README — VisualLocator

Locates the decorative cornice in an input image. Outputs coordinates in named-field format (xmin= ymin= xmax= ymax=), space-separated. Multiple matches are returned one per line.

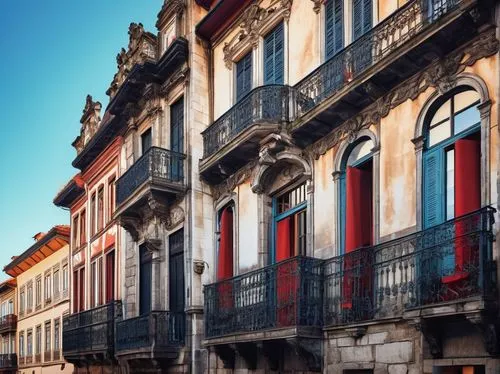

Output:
xmin=161 ymin=66 xmax=190 ymax=98
xmin=223 ymin=0 xmax=293 ymax=69
xmin=157 ymin=0 xmax=186 ymax=30
xmin=209 ymin=160 xmax=258 ymax=201
xmin=305 ymin=27 xmax=499 ymax=160
xmin=72 ymin=95 xmax=102 ymax=154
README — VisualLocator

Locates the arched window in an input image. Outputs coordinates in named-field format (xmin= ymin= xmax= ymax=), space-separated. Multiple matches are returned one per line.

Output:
xmin=339 ymin=137 xmax=374 ymax=254
xmin=423 ymin=87 xmax=481 ymax=282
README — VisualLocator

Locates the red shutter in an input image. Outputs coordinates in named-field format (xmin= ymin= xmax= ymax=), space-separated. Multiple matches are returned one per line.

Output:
xmin=276 ymin=217 xmax=292 ymax=262
xmin=73 ymin=271 xmax=79 ymax=313
xmin=105 ymin=251 xmax=115 ymax=303
xmin=343 ymin=166 xmax=373 ymax=309
xmin=217 ymin=208 xmax=233 ymax=309
xmin=79 ymin=268 xmax=85 ymax=311
xmin=443 ymin=138 xmax=481 ymax=284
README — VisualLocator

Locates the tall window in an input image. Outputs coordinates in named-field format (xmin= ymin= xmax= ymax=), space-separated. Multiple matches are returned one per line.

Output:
xmin=27 ymin=330 xmax=32 ymax=357
xmin=90 ymin=192 xmax=96 ymax=236
xmin=139 ymin=245 xmax=152 ymax=316
xmin=73 ymin=267 xmax=85 ymax=312
xmin=171 ymin=98 xmax=184 ymax=181
xmin=91 ymin=257 xmax=103 ymax=308
xmin=35 ymin=326 xmax=41 ymax=356
xmin=235 ymin=52 xmax=252 ymax=101
xmin=45 ymin=322 xmax=51 ymax=356
xmin=141 ymin=128 xmax=152 ymax=154
xmin=72 ymin=215 xmax=79 ymax=247
xmin=62 ymin=264 xmax=68 ymax=294
xmin=97 ymin=186 xmax=104 ymax=232
xmin=27 ymin=283 xmax=33 ymax=312
xmin=35 ymin=278 xmax=42 ymax=307
xmin=80 ymin=209 xmax=86 ymax=245
xmin=54 ymin=319 xmax=60 ymax=353
xmin=423 ymin=88 xmax=481 ymax=282
xmin=44 ymin=273 xmax=52 ymax=302
xmin=19 ymin=332 xmax=24 ymax=357
xmin=264 ymin=22 xmax=284 ymax=85
xmin=108 ymin=177 xmax=115 ymax=221
xmin=19 ymin=289 xmax=25 ymax=314
xmin=273 ymin=183 xmax=307 ymax=263
xmin=105 ymin=251 xmax=115 ymax=303
xmin=352 ymin=0 xmax=372 ymax=41
xmin=53 ymin=269 xmax=60 ymax=298
xmin=217 ymin=205 xmax=234 ymax=281
xmin=325 ymin=0 xmax=343 ymax=59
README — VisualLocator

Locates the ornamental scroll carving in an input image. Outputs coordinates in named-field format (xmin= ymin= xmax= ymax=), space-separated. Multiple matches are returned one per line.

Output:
xmin=223 ymin=0 xmax=293 ymax=69
xmin=72 ymin=95 xmax=102 ymax=154
xmin=305 ymin=27 xmax=499 ymax=160
xmin=209 ymin=160 xmax=258 ymax=201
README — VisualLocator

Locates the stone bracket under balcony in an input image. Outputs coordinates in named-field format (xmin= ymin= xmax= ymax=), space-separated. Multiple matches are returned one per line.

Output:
xmin=200 ymin=85 xmax=293 ymax=184
xmin=291 ymin=0 xmax=489 ymax=150
xmin=115 ymin=147 xmax=186 ymax=240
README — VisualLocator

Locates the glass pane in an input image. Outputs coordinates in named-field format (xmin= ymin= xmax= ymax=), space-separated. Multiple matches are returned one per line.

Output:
xmin=454 ymin=90 xmax=480 ymax=113
xmin=429 ymin=121 xmax=451 ymax=146
xmin=454 ymin=105 xmax=480 ymax=134
xmin=347 ymin=139 xmax=374 ymax=166
xmin=430 ymin=98 xmax=451 ymax=126
xmin=446 ymin=149 xmax=454 ymax=220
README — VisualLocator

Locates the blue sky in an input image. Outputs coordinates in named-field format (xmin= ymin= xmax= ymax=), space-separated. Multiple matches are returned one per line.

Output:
xmin=0 ymin=1 xmax=162 ymax=280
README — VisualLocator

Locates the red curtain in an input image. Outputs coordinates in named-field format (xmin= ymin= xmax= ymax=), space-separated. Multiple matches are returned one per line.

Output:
xmin=105 ymin=251 xmax=115 ymax=303
xmin=343 ymin=166 xmax=373 ymax=309
xmin=217 ymin=208 xmax=233 ymax=308
xmin=276 ymin=217 xmax=292 ymax=262
xmin=443 ymin=138 xmax=480 ymax=284
xmin=79 ymin=268 xmax=85 ymax=312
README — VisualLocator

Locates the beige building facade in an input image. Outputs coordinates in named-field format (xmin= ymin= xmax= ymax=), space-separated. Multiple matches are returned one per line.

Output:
xmin=4 ymin=226 xmax=73 ymax=374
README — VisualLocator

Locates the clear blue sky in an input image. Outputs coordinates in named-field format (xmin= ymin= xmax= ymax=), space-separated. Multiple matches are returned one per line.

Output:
xmin=0 ymin=1 xmax=162 ymax=280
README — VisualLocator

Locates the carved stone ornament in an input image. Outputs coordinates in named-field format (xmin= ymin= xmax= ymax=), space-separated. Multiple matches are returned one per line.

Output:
xmin=209 ymin=160 xmax=258 ymax=201
xmin=466 ymin=312 xmax=500 ymax=356
xmin=223 ymin=0 xmax=293 ymax=69
xmin=165 ymin=205 xmax=185 ymax=230
xmin=157 ymin=0 xmax=185 ymax=26
xmin=305 ymin=27 xmax=499 ymax=160
xmin=160 ymin=66 xmax=190 ymax=98
xmin=72 ymin=95 xmax=102 ymax=154
xmin=107 ymin=22 xmax=157 ymax=99
xmin=310 ymin=0 xmax=323 ymax=14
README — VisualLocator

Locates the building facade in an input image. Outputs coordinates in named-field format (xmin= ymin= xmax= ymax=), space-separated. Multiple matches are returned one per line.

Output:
xmin=0 ymin=279 xmax=17 ymax=374
xmin=4 ymin=226 xmax=73 ymax=374
xmin=197 ymin=0 xmax=500 ymax=373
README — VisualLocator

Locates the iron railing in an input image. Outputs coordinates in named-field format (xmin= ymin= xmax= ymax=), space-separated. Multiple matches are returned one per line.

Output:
xmin=62 ymin=301 xmax=122 ymax=356
xmin=116 ymin=147 xmax=185 ymax=206
xmin=115 ymin=311 xmax=185 ymax=353
xmin=0 ymin=314 xmax=17 ymax=333
xmin=202 ymin=85 xmax=293 ymax=158
xmin=294 ymin=0 xmax=460 ymax=118
xmin=0 ymin=354 xmax=17 ymax=368
xmin=204 ymin=256 xmax=324 ymax=338
xmin=324 ymin=207 xmax=496 ymax=326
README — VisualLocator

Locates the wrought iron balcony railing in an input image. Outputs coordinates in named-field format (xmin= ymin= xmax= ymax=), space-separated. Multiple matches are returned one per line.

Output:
xmin=0 ymin=354 xmax=17 ymax=369
xmin=62 ymin=301 xmax=122 ymax=356
xmin=324 ymin=207 xmax=496 ymax=326
xmin=0 ymin=314 xmax=17 ymax=333
xmin=204 ymin=256 xmax=324 ymax=339
xmin=116 ymin=147 xmax=186 ymax=206
xmin=115 ymin=311 xmax=185 ymax=353
xmin=202 ymin=85 xmax=293 ymax=158
xmin=294 ymin=0 xmax=461 ymax=119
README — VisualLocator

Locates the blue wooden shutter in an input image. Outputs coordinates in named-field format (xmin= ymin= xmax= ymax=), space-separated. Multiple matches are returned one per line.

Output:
xmin=325 ymin=0 xmax=344 ymax=59
xmin=264 ymin=23 xmax=284 ymax=85
xmin=362 ymin=0 xmax=372 ymax=34
xmin=423 ymin=148 xmax=445 ymax=229
xmin=353 ymin=0 xmax=372 ymax=40
xmin=236 ymin=52 xmax=252 ymax=101
xmin=170 ymin=98 xmax=184 ymax=181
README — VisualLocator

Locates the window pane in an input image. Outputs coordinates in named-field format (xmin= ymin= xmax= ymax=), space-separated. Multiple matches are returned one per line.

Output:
xmin=454 ymin=90 xmax=480 ymax=113
xmin=429 ymin=121 xmax=451 ymax=146
xmin=446 ymin=149 xmax=455 ymax=220
xmin=454 ymin=105 xmax=480 ymax=134
xmin=430 ymin=98 xmax=451 ymax=126
xmin=347 ymin=139 xmax=374 ymax=166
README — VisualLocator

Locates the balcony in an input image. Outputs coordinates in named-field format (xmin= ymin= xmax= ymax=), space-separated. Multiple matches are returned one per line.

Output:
xmin=115 ymin=148 xmax=185 ymax=235
xmin=200 ymin=85 xmax=293 ymax=184
xmin=115 ymin=311 xmax=185 ymax=366
xmin=291 ymin=0 xmax=483 ymax=147
xmin=62 ymin=301 xmax=122 ymax=365
xmin=0 ymin=315 xmax=16 ymax=334
xmin=0 ymin=354 xmax=17 ymax=371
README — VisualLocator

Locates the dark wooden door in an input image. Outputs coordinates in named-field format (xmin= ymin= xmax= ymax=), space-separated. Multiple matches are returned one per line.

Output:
xmin=139 ymin=245 xmax=152 ymax=315
xmin=169 ymin=229 xmax=185 ymax=313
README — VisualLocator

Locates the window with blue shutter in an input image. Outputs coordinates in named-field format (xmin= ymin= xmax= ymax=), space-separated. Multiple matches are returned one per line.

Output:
xmin=325 ymin=0 xmax=344 ymax=59
xmin=352 ymin=0 xmax=372 ymax=41
xmin=170 ymin=97 xmax=184 ymax=181
xmin=264 ymin=22 xmax=284 ymax=85
xmin=423 ymin=148 xmax=445 ymax=229
xmin=236 ymin=52 xmax=252 ymax=101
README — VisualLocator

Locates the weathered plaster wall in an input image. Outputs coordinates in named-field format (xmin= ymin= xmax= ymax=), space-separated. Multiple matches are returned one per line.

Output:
xmin=236 ymin=182 xmax=260 ymax=273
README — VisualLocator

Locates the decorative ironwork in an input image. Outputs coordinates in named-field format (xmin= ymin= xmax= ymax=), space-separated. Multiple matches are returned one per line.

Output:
xmin=0 ymin=354 xmax=17 ymax=369
xmin=294 ymin=0 xmax=461 ymax=117
xmin=204 ymin=256 xmax=324 ymax=339
xmin=324 ymin=207 xmax=496 ymax=326
xmin=116 ymin=147 xmax=185 ymax=206
xmin=115 ymin=311 xmax=185 ymax=352
xmin=62 ymin=301 xmax=122 ymax=356
xmin=202 ymin=85 xmax=293 ymax=158
xmin=0 ymin=314 xmax=17 ymax=333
